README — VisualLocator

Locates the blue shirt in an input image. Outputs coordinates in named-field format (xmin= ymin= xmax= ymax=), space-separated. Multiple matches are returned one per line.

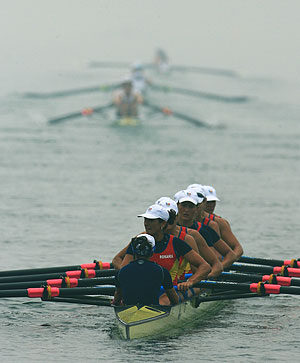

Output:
xmin=115 ymin=259 xmax=173 ymax=305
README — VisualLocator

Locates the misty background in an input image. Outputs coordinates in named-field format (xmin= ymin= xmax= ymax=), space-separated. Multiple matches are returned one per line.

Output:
xmin=1 ymin=0 xmax=300 ymax=97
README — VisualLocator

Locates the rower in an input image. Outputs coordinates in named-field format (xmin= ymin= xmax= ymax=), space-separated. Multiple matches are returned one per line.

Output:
xmin=175 ymin=189 xmax=237 ymax=269
xmin=189 ymin=184 xmax=244 ymax=258
xmin=155 ymin=196 xmax=223 ymax=279
xmin=153 ymin=48 xmax=170 ymax=72
xmin=113 ymin=234 xmax=179 ymax=306
xmin=131 ymin=62 xmax=151 ymax=95
xmin=118 ymin=204 xmax=211 ymax=300
xmin=113 ymin=76 xmax=143 ymax=118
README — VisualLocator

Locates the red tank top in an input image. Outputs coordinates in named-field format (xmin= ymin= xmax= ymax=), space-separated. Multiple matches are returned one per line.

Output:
xmin=149 ymin=235 xmax=179 ymax=284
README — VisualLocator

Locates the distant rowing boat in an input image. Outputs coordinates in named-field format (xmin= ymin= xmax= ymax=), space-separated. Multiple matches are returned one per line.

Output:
xmin=114 ymin=289 xmax=225 ymax=340
xmin=113 ymin=117 xmax=141 ymax=127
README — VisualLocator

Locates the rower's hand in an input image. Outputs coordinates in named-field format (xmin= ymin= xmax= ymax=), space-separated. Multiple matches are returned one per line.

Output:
xmin=177 ymin=281 xmax=193 ymax=292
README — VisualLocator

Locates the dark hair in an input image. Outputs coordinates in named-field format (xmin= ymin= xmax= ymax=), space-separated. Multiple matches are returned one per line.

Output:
xmin=131 ymin=236 xmax=154 ymax=258
xmin=159 ymin=209 xmax=177 ymax=230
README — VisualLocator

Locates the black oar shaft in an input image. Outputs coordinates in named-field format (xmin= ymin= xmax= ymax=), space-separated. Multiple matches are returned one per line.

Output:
xmin=0 ymin=269 xmax=116 ymax=284
xmin=0 ymin=276 xmax=115 ymax=290
xmin=0 ymin=261 xmax=112 ymax=277
xmin=238 ymin=256 xmax=300 ymax=268
xmin=0 ymin=286 xmax=116 ymax=299
xmin=193 ymin=280 xmax=300 ymax=295
xmin=220 ymin=272 xmax=300 ymax=287
xmin=45 ymin=297 xmax=112 ymax=306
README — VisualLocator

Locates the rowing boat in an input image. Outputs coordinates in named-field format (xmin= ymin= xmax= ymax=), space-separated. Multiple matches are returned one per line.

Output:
xmin=113 ymin=117 xmax=141 ymax=126
xmin=114 ymin=289 xmax=225 ymax=340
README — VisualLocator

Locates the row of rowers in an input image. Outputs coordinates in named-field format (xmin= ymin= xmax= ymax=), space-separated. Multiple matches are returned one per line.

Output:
xmin=112 ymin=184 xmax=243 ymax=306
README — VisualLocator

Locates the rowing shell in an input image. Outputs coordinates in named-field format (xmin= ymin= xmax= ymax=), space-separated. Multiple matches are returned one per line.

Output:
xmin=113 ymin=117 xmax=141 ymax=126
xmin=114 ymin=290 xmax=224 ymax=340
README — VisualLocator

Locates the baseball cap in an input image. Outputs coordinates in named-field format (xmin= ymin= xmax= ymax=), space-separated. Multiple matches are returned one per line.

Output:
xmin=155 ymin=197 xmax=178 ymax=214
xmin=187 ymin=184 xmax=206 ymax=203
xmin=137 ymin=204 xmax=169 ymax=221
xmin=121 ymin=75 xmax=132 ymax=85
xmin=174 ymin=189 xmax=199 ymax=205
xmin=136 ymin=234 xmax=155 ymax=249
xmin=202 ymin=185 xmax=220 ymax=201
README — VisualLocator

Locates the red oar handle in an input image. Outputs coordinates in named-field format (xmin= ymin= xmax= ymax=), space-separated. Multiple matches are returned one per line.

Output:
xmin=262 ymin=275 xmax=293 ymax=286
xmin=273 ymin=266 xmax=300 ymax=277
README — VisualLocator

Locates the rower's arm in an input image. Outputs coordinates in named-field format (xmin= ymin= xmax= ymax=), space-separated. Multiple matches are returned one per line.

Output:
xmin=217 ymin=217 xmax=244 ymax=258
xmin=212 ymin=240 xmax=237 ymax=269
xmin=120 ymin=253 xmax=134 ymax=268
xmin=113 ymin=287 xmax=123 ymax=306
xmin=184 ymin=234 xmax=199 ymax=253
xmin=189 ymin=230 xmax=223 ymax=278
xmin=164 ymin=288 xmax=179 ymax=306
xmin=178 ymin=250 xmax=211 ymax=292
xmin=112 ymin=244 xmax=130 ymax=270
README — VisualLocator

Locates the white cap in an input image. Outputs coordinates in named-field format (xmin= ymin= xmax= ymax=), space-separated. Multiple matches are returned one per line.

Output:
xmin=121 ymin=75 xmax=132 ymax=84
xmin=132 ymin=61 xmax=143 ymax=70
xmin=155 ymin=197 xmax=178 ymax=214
xmin=136 ymin=233 xmax=155 ymax=249
xmin=174 ymin=189 xmax=199 ymax=205
xmin=186 ymin=184 xmax=206 ymax=203
xmin=202 ymin=185 xmax=220 ymax=201
xmin=138 ymin=204 xmax=169 ymax=221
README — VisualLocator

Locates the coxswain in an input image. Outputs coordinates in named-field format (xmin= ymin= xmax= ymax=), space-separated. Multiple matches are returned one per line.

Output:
xmin=155 ymin=196 xmax=223 ymax=279
xmin=113 ymin=234 xmax=179 ymax=306
xmin=175 ymin=189 xmax=237 ymax=269
xmin=113 ymin=76 xmax=143 ymax=118
xmin=189 ymin=184 xmax=244 ymax=259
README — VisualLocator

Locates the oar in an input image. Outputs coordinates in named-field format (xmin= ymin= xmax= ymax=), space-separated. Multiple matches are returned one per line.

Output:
xmin=150 ymin=83 xmax=248 ymax=103
xmin=217 ymin=271 xmax=300 ymax=287
xmin=88 ymin=61 xmax=239 ymax=78
xmin=0 ymin=276 xmax=116 ymax=291
xmin=228 ymin=263 xmax=300 ymax=278
xmin=0 ymin=285 xmax=115 ymax=299
xmin=193 ymin=280 xmax=300 ymax=296
xmin=0 ymin=261 xmax=112 ymax=278
xmin=238 ymin=256 xmax=300 ymax=268
xmin=0 ymin=268 xmax=116 ymax=284
xmin=89 ymin=61 xmax=131 ymax=69
xmin=44 ymin=296 xmax=112 ymax=306
xmin=194 ymin=292 xmax=265 ymax=308
xmin=48 ymin=102 xmax=114 ymax=124
xmin=24 ymin=83 xmax=119 ymax=98
xmin=142 ymin=100 xmax=209 ymax=128
xmin=169 ymin=65 xmax=239 ymax=78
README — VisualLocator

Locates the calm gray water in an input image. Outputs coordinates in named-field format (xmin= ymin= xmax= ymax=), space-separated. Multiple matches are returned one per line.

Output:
xmin=0 ymin=64 xmax=300 ymax=362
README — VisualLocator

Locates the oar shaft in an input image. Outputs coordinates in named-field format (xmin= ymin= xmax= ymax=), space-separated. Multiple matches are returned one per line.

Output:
xmin=229 ymin=263 xmax=300 ymax=278
xmin=219 ymin=272 xmax=300 ymax=287
xmin=0 ymin=261 xmax=112 ymax=277
xmin=0 ymin=276 xmax=115 ymax=290
xmin=238 ymin=256 xmax=300 ymax=268
xmin=0 ymin=286 xmax=116 ymax=299
xmin=45 ymin=297 xmax=112 ymax=306
xmin=193 ymin=280 xmax=300 ymax=295
xmin=0 ymin=268 xmax=116 ymax=284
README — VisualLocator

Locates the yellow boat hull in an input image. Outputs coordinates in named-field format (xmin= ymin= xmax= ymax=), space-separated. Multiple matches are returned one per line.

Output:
xmin=114 ymin=292 xmax=224 ymax=340
xmin=114 ymin=117 xmax=141 ymax=126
